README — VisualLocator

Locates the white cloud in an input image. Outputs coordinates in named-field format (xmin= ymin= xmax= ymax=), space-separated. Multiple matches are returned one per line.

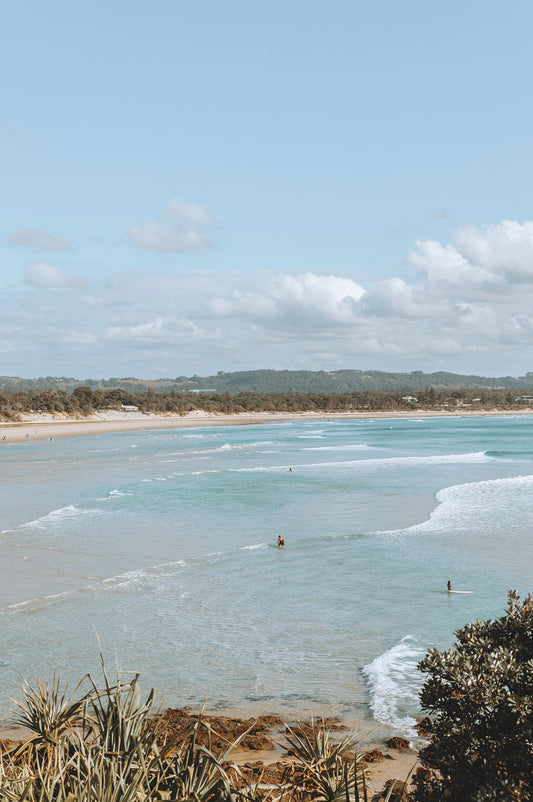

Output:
xmin=456 ymin=302 xmax=498 ymax=333
xmin=273 ymin=273 xmax=365 ymax=320
xmin=167 ymin=197 xmax=215 ymax=228
xmin=9 ymin=228 xmax=71 ymax=250
xmin=103 ymin=314 xmax=211 ymax=345
xmin=127 ymin=222 xmax=209 ymax=253
xmin=210 ymin=272 xmax=366 ymax=327
xmin=105 ymin=317 xmax=167 ymax=339
xmin=362 ymin=277 xmax=442 ymax=318
xmin=452 ymin=220 xmax=533 ymax=282
xmin=408 ymin=239 xmax=501 ymax=291
xmin=126 ymin=196 xmax=214 ymax=253
xmin=210 ymin=291 xmax=277 ymax=318
xmin=409 ymin=219 xmax=533 ymax=291
xmin=23 ymin=263 xmax=85 ymax=288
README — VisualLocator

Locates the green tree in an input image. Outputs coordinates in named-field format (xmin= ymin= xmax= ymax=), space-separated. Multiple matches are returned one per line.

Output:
xmin=412 ymin=591 xmax=533 ymax=801
xmin=72 ymin=385 xmax=98 ymax=412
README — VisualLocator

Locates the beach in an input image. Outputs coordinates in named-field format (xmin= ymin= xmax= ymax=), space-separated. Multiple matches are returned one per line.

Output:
xmin=2 ymin=406 xmax=532 ymax=443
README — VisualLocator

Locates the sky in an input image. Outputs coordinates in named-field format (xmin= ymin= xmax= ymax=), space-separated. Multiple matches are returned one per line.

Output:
xmin=2 ymin=0 xmax=533 ymax=380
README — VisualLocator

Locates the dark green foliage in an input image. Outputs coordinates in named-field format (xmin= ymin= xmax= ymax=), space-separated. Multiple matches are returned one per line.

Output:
xmin=0 ymin=385 xmax=530 ymax=420
xmin=412 ymin=591 xmax=533 ymax=801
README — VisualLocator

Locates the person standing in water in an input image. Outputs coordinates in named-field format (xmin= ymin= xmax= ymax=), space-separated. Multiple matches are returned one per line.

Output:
xmin=447 ymin=580 xmax=452 ymax=592
xmin=278 ymin=535 xmax=285 ymax=549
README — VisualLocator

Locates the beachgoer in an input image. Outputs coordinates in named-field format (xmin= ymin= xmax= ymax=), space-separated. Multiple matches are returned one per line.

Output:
xmin=278 ymin=535 xmax=285 ymax=549
xmin=447 ymin=580 xmax=452 ymax=592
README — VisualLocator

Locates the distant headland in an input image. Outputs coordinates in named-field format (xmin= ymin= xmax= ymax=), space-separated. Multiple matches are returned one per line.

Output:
xmin=2 ymin=367 xmax=533 ymax=395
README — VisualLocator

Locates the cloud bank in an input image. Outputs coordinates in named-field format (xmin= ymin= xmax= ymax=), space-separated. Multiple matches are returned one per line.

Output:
xmin=3 ymin=218 xmax=533 ymax=377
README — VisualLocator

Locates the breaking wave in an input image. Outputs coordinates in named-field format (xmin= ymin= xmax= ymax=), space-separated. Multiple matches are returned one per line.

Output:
xmin=382 ymin=473 xmax=533 ymax=536
xmin=2 ymin=505 xmax=103 ymax=534
xmin=363 ymin=635 xmax=426 ymax=738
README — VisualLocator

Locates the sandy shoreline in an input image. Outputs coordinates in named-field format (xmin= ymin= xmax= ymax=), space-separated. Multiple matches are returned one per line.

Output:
xmin=1 ymin=407 xmax=531 ymax=443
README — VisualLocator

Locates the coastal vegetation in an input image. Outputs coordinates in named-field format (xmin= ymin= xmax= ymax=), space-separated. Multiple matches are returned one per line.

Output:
xmin=412 ymin=591 xmax=533 ymax=801
xmin=0 ymin=386 xmax=532 ymax=421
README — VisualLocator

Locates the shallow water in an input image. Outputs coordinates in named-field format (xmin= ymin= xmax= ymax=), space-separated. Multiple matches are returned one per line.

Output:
xmin=1 ymin=415 xmax=532 ymax=735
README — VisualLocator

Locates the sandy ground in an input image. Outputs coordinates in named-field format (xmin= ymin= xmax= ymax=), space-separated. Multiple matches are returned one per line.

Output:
xmin=1 ymin=407 xmax=531 ymax=443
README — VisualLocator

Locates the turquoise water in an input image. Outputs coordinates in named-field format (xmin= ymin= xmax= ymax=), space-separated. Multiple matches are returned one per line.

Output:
xmin=1 ymin=415 xmax=533 ymax=735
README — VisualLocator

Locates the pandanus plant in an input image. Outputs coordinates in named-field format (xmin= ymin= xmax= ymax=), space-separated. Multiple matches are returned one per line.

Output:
xmin=0 ymin=665 xmax=410 ymax=802
xmin=282 ymin=720 xmax=369 ymax=802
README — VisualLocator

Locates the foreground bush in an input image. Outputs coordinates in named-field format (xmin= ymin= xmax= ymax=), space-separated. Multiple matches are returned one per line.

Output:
xmin=412 ymin=590 xmax=533 ymax=801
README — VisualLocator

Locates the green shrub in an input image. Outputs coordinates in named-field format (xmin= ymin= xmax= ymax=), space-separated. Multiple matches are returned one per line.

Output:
xmin=411 ymin=590 xmax=533 ymax=801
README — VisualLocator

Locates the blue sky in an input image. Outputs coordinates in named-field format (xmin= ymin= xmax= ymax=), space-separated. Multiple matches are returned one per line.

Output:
xmin=2 ymin=0 xmax=533 ymax=379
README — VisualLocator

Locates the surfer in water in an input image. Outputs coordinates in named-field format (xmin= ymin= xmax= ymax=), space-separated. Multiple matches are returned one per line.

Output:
xmin=447 ymin=580 xmax=452 ymax=592
xmin=278 ymin=535 xmax=285 ymax=549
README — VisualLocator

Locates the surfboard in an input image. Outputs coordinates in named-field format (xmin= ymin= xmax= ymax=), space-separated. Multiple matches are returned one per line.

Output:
xmin=448 ymin=590 xmax=473 ymax=594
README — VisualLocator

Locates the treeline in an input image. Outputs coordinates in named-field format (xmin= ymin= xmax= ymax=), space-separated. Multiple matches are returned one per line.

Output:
xmin=1 ymin=386 xmax=532 ymax=420
xmin=2 ymin=368 xmax=533 ymax=395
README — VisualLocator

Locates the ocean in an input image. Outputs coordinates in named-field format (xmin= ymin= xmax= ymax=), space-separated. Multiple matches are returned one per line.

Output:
xmin=1 ymin=414 xmax=532 ymax=737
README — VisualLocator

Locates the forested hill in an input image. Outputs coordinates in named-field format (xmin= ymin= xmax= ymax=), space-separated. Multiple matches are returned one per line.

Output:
xmin=1 ymin=369 xmax=533 ymax=394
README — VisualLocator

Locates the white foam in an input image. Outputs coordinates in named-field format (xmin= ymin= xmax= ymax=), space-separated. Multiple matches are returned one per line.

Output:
xmin=8 ymin=505 xmax=102 ymax=533
xmin=386 ymin=473 xmax=533 ymax=536
xmin=363 ymin=635 xmax=426 ymax=738
xmin=302 ymin=444 xmax=372 ymax=452
xmin=167 ymin=450 xmax=491 ymax=478
xmin=231 ymin=451 xmax=491 ymax=474
xmin=1 ymin=558 xmax=189 ymax=616
xmin=241 ymin=543 xmax=268 ymax=551
xmin=169 ymin=441 xmax=269 ymax=458
xmin=356 ymin=451 xmax=490 ymax=468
